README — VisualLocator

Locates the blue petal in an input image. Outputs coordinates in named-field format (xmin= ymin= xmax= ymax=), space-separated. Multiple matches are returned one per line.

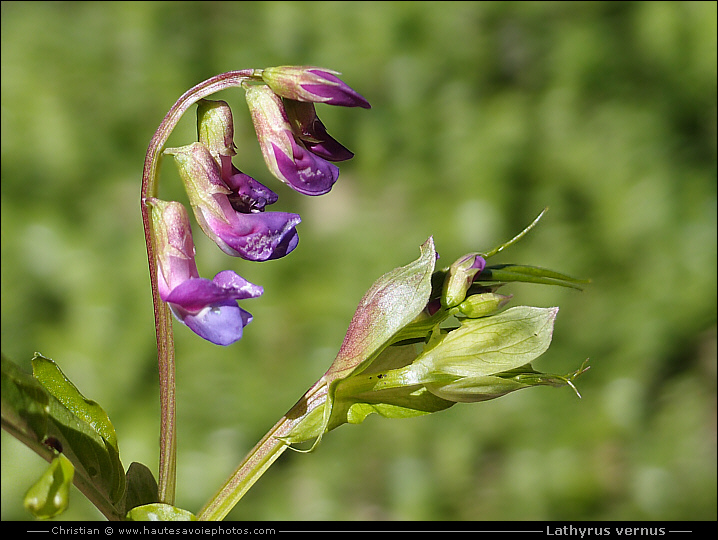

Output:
xmin=179 ymin=301 xmax=253 ymax=346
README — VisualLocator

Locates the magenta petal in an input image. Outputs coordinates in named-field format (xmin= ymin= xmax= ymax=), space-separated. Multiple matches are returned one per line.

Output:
xmin=284 ymin=100 xmax=355 ymax=162
xmin=165 ymin=278 xmax=236 ymax=313
xmin=164 ymin=271 xmax=262 ymax=345
xmin=224 ymin=165 xmax=279 ymax=212
xmin=212 ymin=270 xmax=264 ymax=298
xmin=304 ymin=137 xmax=354 ymax=162
xmin=273 ymin=141 xmax=339 ymax=195
xmin=303 ymin=70 xmax=371 ymax=108
xmin=164 ymin=270 xmax=262 ymax=312
xmin=205 ymin=210 xmax=301 ymax=261
xmin=471 ymin=255 xmax=486 ymax=273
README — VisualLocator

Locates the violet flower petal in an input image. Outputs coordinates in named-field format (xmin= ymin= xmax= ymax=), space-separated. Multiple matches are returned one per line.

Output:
xmin=223 ymin=162 xmax=279 ymax=212
xmin=301 ymin=69 xmax=371 ymax=109
xmin=273 ymin=140 xmax=339 ymax=196
xmin=197 ymin=204 xmax=301 ymax=261
xmin=284 ymin=100 xmax=354 ymax=162
xmin=178 ymin=300 xmax=253 ymax=346
xmin=164 ymin=270 xmax=264 ymax=346
xmin=261 ymin=66 xmax=371 ymax=109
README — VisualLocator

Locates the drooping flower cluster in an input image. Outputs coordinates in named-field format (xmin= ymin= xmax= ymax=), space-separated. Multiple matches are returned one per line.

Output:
xmin=151 ymin=67 xmax=370 ymax=345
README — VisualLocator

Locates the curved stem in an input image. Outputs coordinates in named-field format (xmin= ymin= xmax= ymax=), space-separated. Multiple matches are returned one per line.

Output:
xmin=140 ymin=69 xmax=260 ymax=505
xmin=197 ymin=380 xmax=328 ymax=521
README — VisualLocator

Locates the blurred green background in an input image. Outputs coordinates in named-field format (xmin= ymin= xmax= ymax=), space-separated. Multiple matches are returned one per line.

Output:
xmin=2 ymin=1 xmax=716 ymax=521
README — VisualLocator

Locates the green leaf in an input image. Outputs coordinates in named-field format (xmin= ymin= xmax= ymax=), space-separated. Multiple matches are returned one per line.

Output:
xmin=481 ymin=207 xmax=547 ymax=259
xmin=2 ymin=354 xmax=53 ymax=445
xmin=477 ymin=264 xmax=590 ymax=290
xmin=32 ymin=354 xmax=119 ymax=451
xmin=23 ymin=453 xmax=75 ymax=520
xmin=127 ymin=503 xmax=197 ymax=521
xmin=1 ymin=354 xmax=126 ymax=515
xmin=413 ymin=306 xmax=559 ymax=379
xmin=344 ymin=393 xmax=452 ymax=424
xmin=123 ymin=462 xmax=159 ymax=515
xmin=426 ymin=361 xmax=590 ymax=403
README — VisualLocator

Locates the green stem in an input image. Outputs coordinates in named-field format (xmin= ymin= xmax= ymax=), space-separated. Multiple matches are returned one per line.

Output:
xmin=482 ymin=207 xmax=548 ymax=259
xmin=197 ymin=380 xmax=328 ymax=521
xmin=140 ymin=69 xmax=261 ymax=505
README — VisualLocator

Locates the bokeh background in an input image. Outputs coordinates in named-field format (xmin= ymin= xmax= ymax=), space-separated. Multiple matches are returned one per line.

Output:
xmin=2 ymin=1 xmax=715 ymax=521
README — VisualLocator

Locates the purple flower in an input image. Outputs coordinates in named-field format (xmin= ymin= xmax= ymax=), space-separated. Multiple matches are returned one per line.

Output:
xmin=284 ymin=99 xmax=354 ymax=162
xmin=244 ymin=84 xmax=340 ymax=196
xmin=197 ymin=99 xmax=281 ymax=212
xmin=149 ymin=198 xmax=263 ymax=346
xmin=261 ymin=66 xmax=371 ymax=109
xmin=165 ymin=143 xmax=301 ymax=261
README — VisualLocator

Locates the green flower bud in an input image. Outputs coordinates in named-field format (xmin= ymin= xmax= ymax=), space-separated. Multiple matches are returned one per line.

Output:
xmin=413 ymin=306 xmax=558 ymax=381
xmin=454 ymin=291 xmax=512 ymax=318
xmin=426 ymin=363 xmax=589 ymax=403
xmin=196 ymin=99 xmax=237 ymax=169
xmin=441 ymin=253 xmax=486 ymax=309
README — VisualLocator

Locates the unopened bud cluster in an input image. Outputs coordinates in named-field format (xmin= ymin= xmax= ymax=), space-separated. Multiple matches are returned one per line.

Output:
xmin=281 ymin=219 xmax=589 ymax=445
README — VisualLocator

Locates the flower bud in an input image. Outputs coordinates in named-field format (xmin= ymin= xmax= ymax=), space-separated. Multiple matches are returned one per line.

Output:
xmin=244 ymin=84 xmax=339 ymax=195
xmin=260 ymin=66 xmax=370 ymax=109
xmin=23 ymin=454 xmax=74 ymax=519
xmin=425 ymin=369 xmax=573 ymax=403
xmin=196 ymin=99 xmax=279 ymax=213
xmin=454 ymin=291 xmax=512 ymax=318
xmin=412 ymin=306 xmax=558 ymax=387
xmin=196 ymin=99 xmax=237 ymax=167
xmin=441 ymin=253 xmax=487 ymax=309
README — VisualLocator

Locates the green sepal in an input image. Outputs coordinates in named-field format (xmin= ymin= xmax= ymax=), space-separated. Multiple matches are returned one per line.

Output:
xmin=23 ymin=453 xmax=74 ymax=520
xmin=126 ymin=503 xmax=197 ymax=521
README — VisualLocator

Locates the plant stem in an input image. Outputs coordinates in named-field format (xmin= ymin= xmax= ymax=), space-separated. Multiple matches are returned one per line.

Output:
xmin=141 ymin=69 xmax=260 ymax=505
xmin=197 ymin=380 xmax=328 ymax=521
